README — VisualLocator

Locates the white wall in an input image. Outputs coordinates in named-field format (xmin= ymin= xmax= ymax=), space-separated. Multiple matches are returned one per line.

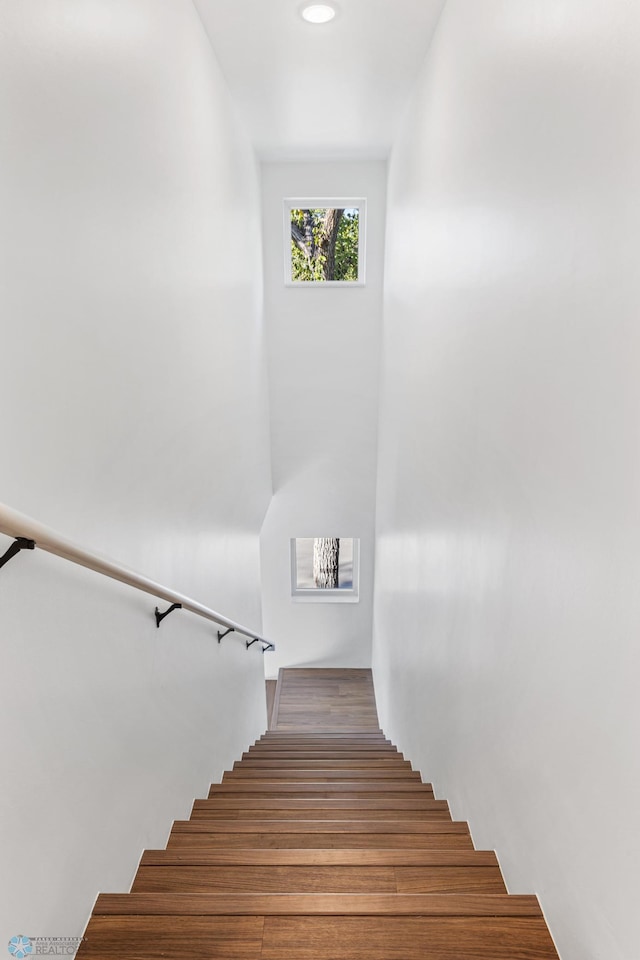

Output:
xmin=373 ymin=3 xmax=640 ymax=959
xmin=260 ymin=162 xmax=386 ymax=677
xmin=0 ymin=0 xmax=271 ymax=941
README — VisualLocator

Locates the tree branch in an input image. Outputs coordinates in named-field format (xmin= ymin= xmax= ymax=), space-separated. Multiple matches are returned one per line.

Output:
xmin=291 ymin=221 xmax=311 ymax=257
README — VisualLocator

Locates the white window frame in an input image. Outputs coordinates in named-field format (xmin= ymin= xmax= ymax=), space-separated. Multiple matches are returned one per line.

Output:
xmin=290 ymin=538 xmax=360 ymax=603
xmin=283 ymin=198 xmax=367 ymax=287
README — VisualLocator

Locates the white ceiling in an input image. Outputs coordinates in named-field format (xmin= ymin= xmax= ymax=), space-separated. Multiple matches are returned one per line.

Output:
xmin=193 ymin=0 xmax=445 ymax=160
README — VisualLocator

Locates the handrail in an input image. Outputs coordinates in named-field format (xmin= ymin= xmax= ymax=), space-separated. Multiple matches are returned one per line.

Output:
xmin=0 ymin=501 xmax=274 ymax=651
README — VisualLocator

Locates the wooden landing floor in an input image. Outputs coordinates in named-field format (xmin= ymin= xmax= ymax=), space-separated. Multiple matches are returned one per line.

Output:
xmin=272 ymin=668 xmax=379 ymax=731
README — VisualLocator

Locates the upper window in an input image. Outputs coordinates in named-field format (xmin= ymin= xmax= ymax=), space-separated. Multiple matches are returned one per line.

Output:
xmin=283 ymin=198 xmax=366 ymax=287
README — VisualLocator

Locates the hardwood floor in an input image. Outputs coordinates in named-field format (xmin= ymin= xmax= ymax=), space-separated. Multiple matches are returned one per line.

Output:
xmin=76 ymin=669 xmax=559 ymax=959
xmin=273 ymin=668 xmax=379 ymax=731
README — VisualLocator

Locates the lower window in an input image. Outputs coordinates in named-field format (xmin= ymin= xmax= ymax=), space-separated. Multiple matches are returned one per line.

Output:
xmin=290 ymin=538 xmax=360 ymax=602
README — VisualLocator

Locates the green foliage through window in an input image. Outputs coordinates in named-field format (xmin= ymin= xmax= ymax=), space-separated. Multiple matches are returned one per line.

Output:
xmin=290 ymin=207 xmax=359 ymax=282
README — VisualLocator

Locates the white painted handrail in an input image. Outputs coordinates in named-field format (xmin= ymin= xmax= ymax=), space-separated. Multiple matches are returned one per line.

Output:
xmin=0 ymin=501 xmax=274 ymax=651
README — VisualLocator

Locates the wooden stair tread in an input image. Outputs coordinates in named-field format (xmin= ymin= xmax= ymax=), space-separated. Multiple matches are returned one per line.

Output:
xmin=166 ymin=834 xmax=473 ymax=850
xmin=394 ymin=867 xmax=507 ymax=894
xmin=78 ymin=915 xmax=264 ymax=960
xmin=258 ymin=740 xmax=389 ymax=745
xmin=235 ymin=758 xmax=411 ymax=768
xmin=254 ymin=739 xmax=392 ymax=746
xmin=223 ymin=768 xmax=422 ymax=780
xmin=255 ymin=733 xmax=396 ymax=750
xmin=255 ymin=749 xmax=393 ymax=753
xmin=191 ymin=806 xmax=451 ymax=821
xmin=131 ymin=865 xmax=401 ymax=894
xmin=253 ymin=733 xmax=388 ymax=747
xmin=78 ymin=915 xmax=559 ymax=960
xmin=260 ymin=730 xmax=387 ymax=736
xmin=141 ymin=849 xmax=500 ymax=866
xmin=261 ymin=916 xmax=560 ymax=959
xmin=256 ymin=745 xmax=391 ymax=749
xmin=250 ymin=740 xmax=402 ymax=745
xmin=132 ymin=864 xmax=507 ymax=895
xmin=242 ymin=747 xmax=404 ymax=760
xmin=195 ymin=797 xmax=448 ymax=811
xmin=260 ymin=728 xmax=385 ymax=740
xmin=169 ymin=821 xmax=472 ymax=850
xmin=172 ymin=819 xmax=468 ymax=834
xmin=252 ymin=734 xmax=396 ymax=750
xmin=256 ymin=744 xmax=392 ymax=748
xmin=209 ymin=782 xmax=434 ymax=795
xmin=94 ymin=892 xmax=542 ymax=916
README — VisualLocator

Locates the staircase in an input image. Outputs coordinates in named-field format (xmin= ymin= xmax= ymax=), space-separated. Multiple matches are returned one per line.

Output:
xmin=76 ymin=669 xmax=560 ymax=959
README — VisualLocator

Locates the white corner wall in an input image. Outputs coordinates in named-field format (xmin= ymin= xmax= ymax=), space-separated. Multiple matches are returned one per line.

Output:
xmin=0 ymin=0 xmax=271 ymax=941
xmin=373 ymin=3 xmax=640 ymax=959
xmin=259 ymin=162 xmax=386 ymax=677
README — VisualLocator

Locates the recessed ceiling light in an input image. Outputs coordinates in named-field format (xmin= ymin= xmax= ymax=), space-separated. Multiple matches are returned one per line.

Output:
xmin=301 ymin=4 xmax=336 ymax=24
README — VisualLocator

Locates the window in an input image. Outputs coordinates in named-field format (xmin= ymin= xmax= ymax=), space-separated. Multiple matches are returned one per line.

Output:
xmin=291 ymin=537 xmax=360 ymax=602
xmin=284 ymin=198 xmax=366 ymax=286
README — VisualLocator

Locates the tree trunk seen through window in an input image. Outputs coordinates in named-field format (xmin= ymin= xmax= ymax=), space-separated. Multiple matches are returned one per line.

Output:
xmin=317 ymin=208 xmax=343 ymax=280
xmin=313 ymin=538 xmax=340 ymax=588
xmin=291 ymin=208 xmax=350 ymax=281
